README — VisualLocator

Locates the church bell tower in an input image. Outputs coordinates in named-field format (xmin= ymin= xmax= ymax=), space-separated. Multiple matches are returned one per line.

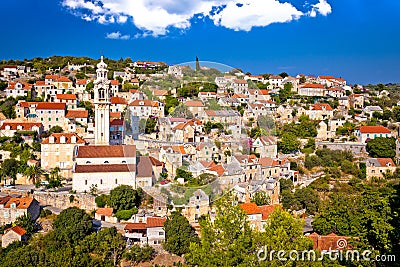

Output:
xmin=94 ymin=56 xmax=111 ymax=145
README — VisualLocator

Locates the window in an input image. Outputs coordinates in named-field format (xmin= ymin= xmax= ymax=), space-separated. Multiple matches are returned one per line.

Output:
xmin=4 ymin=211 xmax=9 ymax=218
xmin=159 ymin=232 xmax=164 ymax=236
xmin=104 ymin=161 xmax=109 ymax=164
xmin=56 ymin=118 xmax=58 ymax=121
xmin=11 ymin=203 xmax=16 ymax=208
xmin=115 ymin=179 xmax=118 ymax=184
xmin=100 ymin=179 xmax=103 ymax=184
xmin=85 ymin=180 xmax=88 ymax=185
xmin=48 ymin=118 xmax=51 ymax=121
xmin=86 ymin=161 xmax=91 ymax=164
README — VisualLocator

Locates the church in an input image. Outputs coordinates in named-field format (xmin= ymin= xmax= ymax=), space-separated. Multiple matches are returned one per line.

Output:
xmin=72 ymin=57 xmax=137 ymax=193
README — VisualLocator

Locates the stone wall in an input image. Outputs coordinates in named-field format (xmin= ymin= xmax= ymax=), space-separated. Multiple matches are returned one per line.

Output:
xmin=316 ymin=142 xmax=367 ymax=157
xmin=33 ymin=191 xmax=97 ymax=212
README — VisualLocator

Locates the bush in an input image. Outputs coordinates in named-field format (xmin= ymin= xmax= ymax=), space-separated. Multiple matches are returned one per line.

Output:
xmin=40 ymin=209 xmax=53 ymax=218
xmin=115 ymin=208 xmax=138 ymax=221
xmin=95 ymin=194 xmax=109 ymax=208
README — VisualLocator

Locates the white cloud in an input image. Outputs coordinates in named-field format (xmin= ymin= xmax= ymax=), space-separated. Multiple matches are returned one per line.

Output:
xmin=311 ymin=0 xmax=332 ymax=16
xmin=61 ymin=0 xmax=332 ymax=37
xmin=210 ymin=0 xmax=303 ymax=31
xmin=105 ymin=31 xmax=130 ymax=40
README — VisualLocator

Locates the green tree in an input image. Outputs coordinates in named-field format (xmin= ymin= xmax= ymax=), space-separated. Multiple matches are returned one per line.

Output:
xmin=53 ymin=207 xmax=93 ymax=245
xmin=0 ymin=158 xmax=19 ymax=183
xmin=195 ymin=56 xmax=200 ymax=72
xmin=278 ymin=133 xmax=300 ymax=154
xmin=108 ymin=185 xmax=142 ymax=211
xmin=186 ymin=194 xmax=256 ymax=266
xmin=163 ymin=211 xmax=199 ymax=256
xmin=123 ymin=245 xmax=154 ymax=265
xmin=24 ymin=165 xmax=43 ymax=184
xmin=366 ymin=137 xmax=396 ymax=159
xmin=251 ymin=191 xmax=270 ymax=206
xmin=145 ymin=116 xmax=157 ymax=134
xmin=49 ymin=125 xmax=64 ymax=134
xmin=95 ymin=194 xmax=110 ymax=208
xmin=14 ymin=213 xmax=34 ymax=236
xmin=115 ymin=209 xmax=138 ymax=221
xmin=170 ymin=103 xmax=194 ymax=119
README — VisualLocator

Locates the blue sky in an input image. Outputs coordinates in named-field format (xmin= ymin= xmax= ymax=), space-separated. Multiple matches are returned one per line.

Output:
xmin=1 ymin=0 xmax=399 ymax=84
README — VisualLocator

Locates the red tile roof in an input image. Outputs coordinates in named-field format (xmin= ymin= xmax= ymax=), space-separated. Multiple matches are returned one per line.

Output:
xmin=184 ymin=100 xmax=204 ymax=107
xmin=56 ymin=76 xmax=72 ymax=83
xmin=311 ymin=103 xmax=333 ymax=111
xmin=76 ymin=145 xmax=136 ymax=158
xmin=7 ymin=81 xmax=32 ymax=90
xmin=153 ymin=89 xmax=168 ymax=96
xmin=358 ymin=125 xmax=391 ymax=134
xmin=240 ymin=203 xmax=262 ymax=215
xmin=111 ymin=96 xmax=127 ymax=105
xmin=146 ymin=217 xmax=166 ymax=228
xmin=124 ymin=223 xmax=147 ymax=230
xmin=4 ymin=197 xmax=35 ymax=209
xmin=301 ymin=83 xmax=324 ymax=89
xmin=234 ymin=79 xmax=247 ymax=84
xmin=74 ymin=164 xmax=135 ymax=173
xmin=110 ymin=80 xmax=119 ymax=85
xmin=207 ymin=164 xmax=225 ymax=176
xmin=318 ymin=76 xmax=335 ymax=79
xmin=36 ymin=102 xmax=66 ymax=110
xmin=110 ymin=119 xmax=124 ymax=126
xmin=35 ymin=81 xmax=46 ymax=86
xmin=6 ymin=226 xmax=26 ymax=236
xmin=41 ymin=133 xmax=86 ymax=144
xmin=376 ymin=158 xmax=395 ymax=167
xmin=259 ymin=204 xmax=282 ymax=220
xmin=0 ymin=122 xmax=42 ymax=130
xmin=45 ymin=75 xmax=58 ymax=80
xmin=65 ymin=109 xmax=88 ymax=118
xmin=56 ymin=94 xmax=77 ymax=100
xmin=96 ymin=208 xmax=113 ymax=216
xmin=110 ymin=112 xmax=122 ymax=119
xmin=307 ymin=233 xmax=351 ymax=251
xmin=129 ymin=99 xmax=154 ymax=107
xmin=76 ymin=79 xmax=88 ymax=85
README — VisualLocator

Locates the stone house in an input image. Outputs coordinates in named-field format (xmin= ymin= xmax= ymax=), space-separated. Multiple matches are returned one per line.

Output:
xmin=0 ymin=196 xmax=40 ymax=226
xmin=366 ymin=158 xmax=396 ymax=179
xmin=1 ymin=226 xmax=27 ymax=248
xmin=41 ymin=133 xmax=86 ymax=179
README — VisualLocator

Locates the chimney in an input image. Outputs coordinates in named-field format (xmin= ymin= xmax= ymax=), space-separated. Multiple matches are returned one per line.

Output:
xmin=49 ymin=136 xmax=55 ymax=144
xmin=60 ymin=135 xmax=66 ymax=144
xmin=71 ymin=135 xmax=77 ymax=144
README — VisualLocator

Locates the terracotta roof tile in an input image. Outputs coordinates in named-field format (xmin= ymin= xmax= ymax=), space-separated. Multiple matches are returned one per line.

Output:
xmin=111 ymin=96 xmax=127 ymax=105
xmin=41 ymin=133 xmax=85 ymax=144
xmin=240 ymin=203 xmax=262 ymax=215
xmin=74 ymin=164 xmax=135 ymax=173
xmin=311 ymin=103 xmax=333 ymax=111
xmin=146 ymin=217 xmax=166 ymax=228
xmin=96 ymin=208 xmax=113 ymax=216
xmin=76 ymin=145 xmax=136 ymax=158
xmin=0 ymin=122 xmax=42 ymax=130
xmin=56 ymin=94 xmax=77 ymax=100
xmin=124 ymin=223 xmax=146 ymax=230
xmin=184 ymin=100 xmax=204 ymax=107
xmin=301 ymin=83 xmax=324 ymax=89
xmin=6 ymin=226 xmax=26 ymax=236
xmin=65 ymin=109 xmax=88 ymax=118
xmin=110 ymin=112 xmax=122 ymax=119
xmin=359 ymin=125 xmax=391 ymax=134
xmin=376 ymin=158 xmax=395 ymax=167
xmin=36 ymin=102 xmax=66 ymax=110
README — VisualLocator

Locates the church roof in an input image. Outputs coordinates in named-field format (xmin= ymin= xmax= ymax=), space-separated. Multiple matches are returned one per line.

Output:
xmin=76 ymin=145 xmax=136 ymax=158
